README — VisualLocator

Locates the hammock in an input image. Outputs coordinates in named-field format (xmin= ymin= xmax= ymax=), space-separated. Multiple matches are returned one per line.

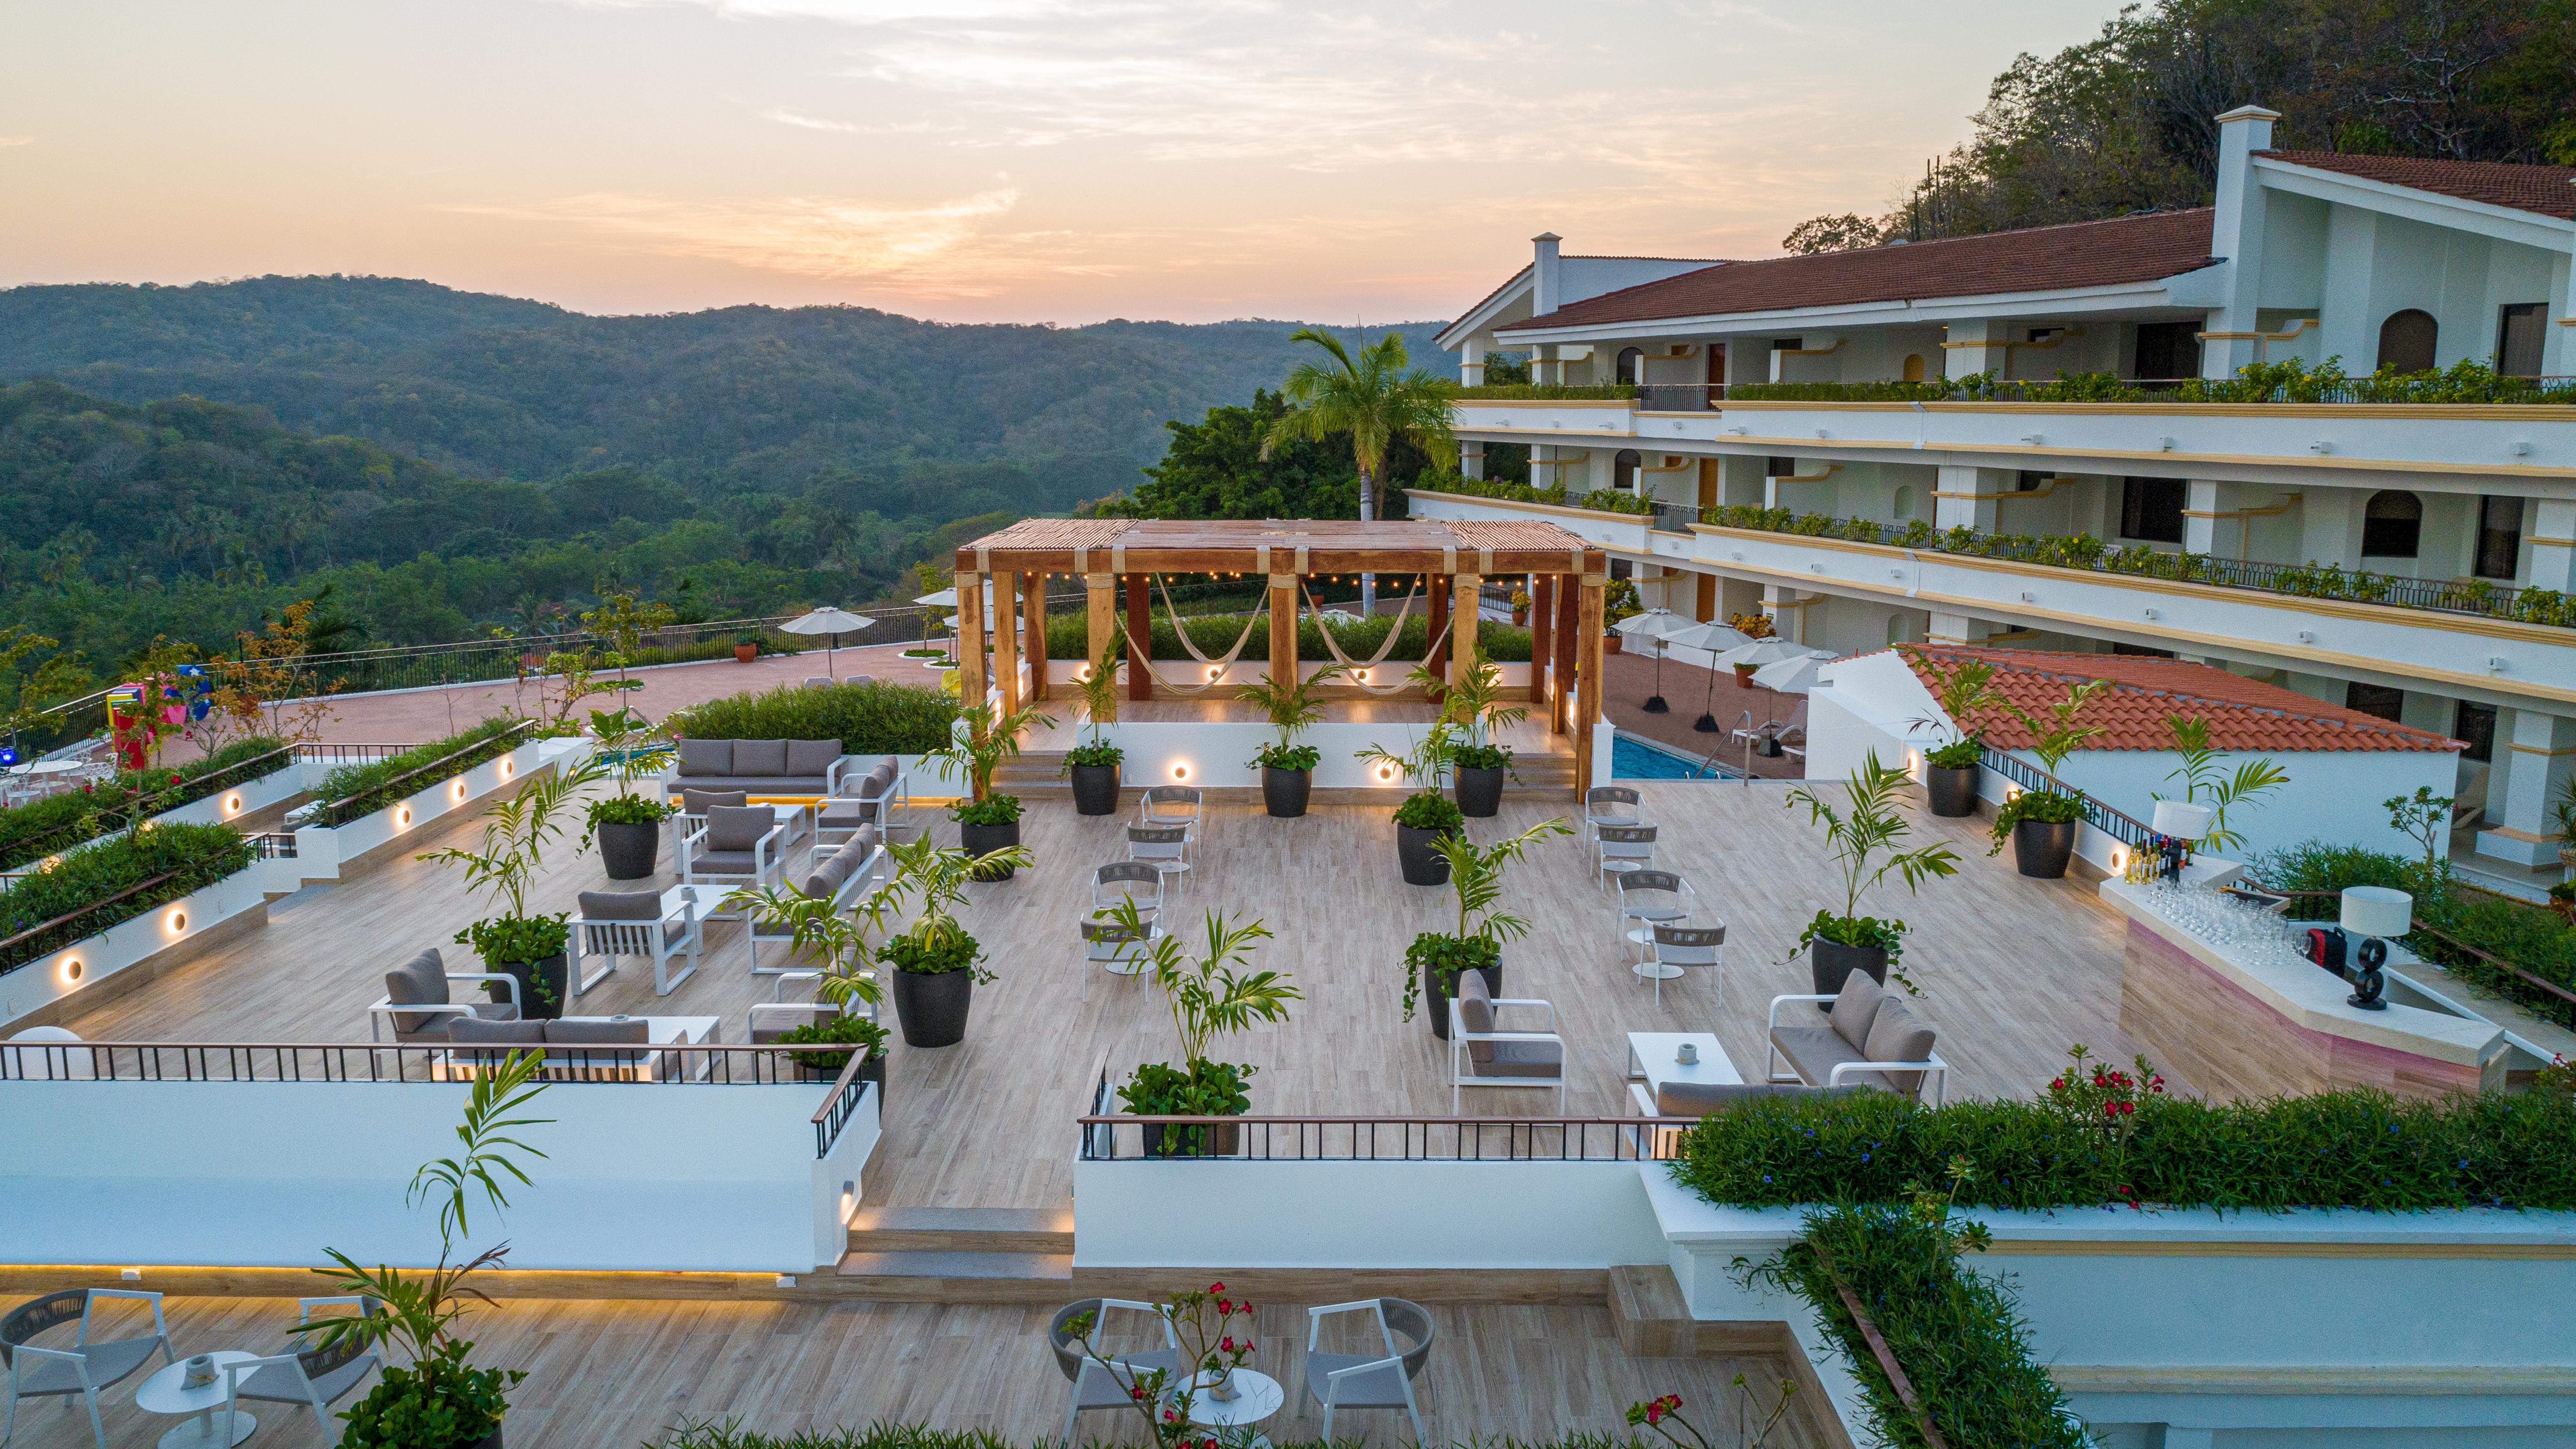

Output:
xmin=1299 ymin=580 xmax=1450 ymax=696
xmin=1144 ymin=576 xmax=1269 ymax=694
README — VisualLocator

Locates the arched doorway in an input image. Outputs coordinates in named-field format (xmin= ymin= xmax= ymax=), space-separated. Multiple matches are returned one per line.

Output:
xmin=1616 ymin=347 xmax=1643 ymax=386
xmin=1613 ymin=448 xmax=1642 ymax=491
xmin=2378 ymin=310 xmax=2438 ymax=374
xmin=1901 ymin=354 xmax=1926 ymax=383
xmin=2362 ymin=490 xmax=2422 ymax=558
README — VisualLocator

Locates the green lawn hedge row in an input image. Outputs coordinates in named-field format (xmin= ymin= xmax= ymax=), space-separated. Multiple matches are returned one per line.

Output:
xmin=1041 ymin=611 xmax=1533 ymax=664
xmin=0 ymin=737 xmax=290 ymax=872
xmin=656 ymin=1420 xmax=1649 ymax=1449
xmin=666 ymin=679 xmax=958 ymax=755
xmin=315 ymin=717 xmax=527 ymax=820
xmin=0 ymin=822 xmax=257 ymax=973
xmin=2257 ymin=842 xmax=2576 ymax=1026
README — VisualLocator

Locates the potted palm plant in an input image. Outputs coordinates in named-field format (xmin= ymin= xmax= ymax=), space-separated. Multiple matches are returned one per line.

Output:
xmin=1909 ymin=652 xmax=2003 ymax=818
xmin=1405 ymin=818 xmax=1571 ymax=1037
xmin=1784 ymin=752 xmax=1960 ymax=998
xmin=2156 ymin=714 xmax=2289 ymax=855
xmin=727 ymin=875 xmax=894 ymax=1092
xmin=1236 ymin=660 xmax=1343 ymax=818
xmin=1417 ymin=647 xmax=1526 ymax=818
xmin=580 ymin=705 xmax=677 ymax=878
xmin=1987 ymin=682 xmax=2106 ymax=878
xmin=1095 ymin=899 xmax=1295 ymax=1156
xmin=926 ymin=699 xmax=1054 ymax=879
xmin=1062 ymin=637 xmax=1127 ymax=816
xmin=416 ymin=755 xmax=605 ymax=1020
xmin=876 ymin=834 xmax=1028 ymax=1047
xmin=1359 ymin=721 xmax=1463 ymax=885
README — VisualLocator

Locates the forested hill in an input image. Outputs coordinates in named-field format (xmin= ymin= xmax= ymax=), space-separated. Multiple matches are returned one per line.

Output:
xmin=0 ymin=276 xmax=1451 ymax=490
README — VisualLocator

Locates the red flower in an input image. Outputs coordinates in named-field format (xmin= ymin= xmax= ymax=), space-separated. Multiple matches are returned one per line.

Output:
xmin=1220 ymin=1337 xmax=1234 ymax=1352
xmin=1644 ymin=1407 xmax=1662 ymax=1424
xmin=1163 ymin=1410 xmax=1178 ymax=1423
xmin=1130 ymin=1388 xmax=1147 ymax=1401
xmin=1216 ymin=1298 xmax=1230 ymax=1313
xmin=1207 ymin=1281 xmax=1226 ymax=1293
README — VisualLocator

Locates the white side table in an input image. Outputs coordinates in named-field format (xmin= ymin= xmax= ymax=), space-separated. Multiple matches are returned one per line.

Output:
xmin=135 ymin=1352 xmax=259 ymax=1449
xmin=1179 ymin=1367 xmax=1284 ymax=1445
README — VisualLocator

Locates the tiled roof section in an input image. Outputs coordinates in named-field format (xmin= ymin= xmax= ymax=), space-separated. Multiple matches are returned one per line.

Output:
xmin=1449 ymin=257 xmax=1736 ymax=335
xmin=2262 ymin=151 xmax=2576 ymax=220
xmin=1897 ymin=646 xmax=2459 ymax=754
xmin=1496 ymin=209 xmax=2217 ymax=332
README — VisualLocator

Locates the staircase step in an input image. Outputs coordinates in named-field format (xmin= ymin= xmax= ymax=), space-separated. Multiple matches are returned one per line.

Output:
xmin=832 ymin=1250 xmax=1076 ymax=1303
xmin=847 ymin=1205 xmax=1075 ymax=1254
xmin=1608 ymin=1264 xmax=1786 ymax=1356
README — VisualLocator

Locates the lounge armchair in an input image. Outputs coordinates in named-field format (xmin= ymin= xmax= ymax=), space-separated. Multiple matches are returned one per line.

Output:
xmin=220 ymin=1298 xmax=381 ymax=1449
xmin=1450 ymin=967 xmax=1565 ymax=1111
xmin=568 ymin=887 xmax=704 ymax=997
xmin=1294 ymin=1298 xmax=1432 ymax=1446
xmin=1 ymin=1288 xmax=174 ymax=1449
xmin=1137 ymin=784 xmax=1202 ymax=830
xmin=1767 ymin=972 xmax=1948 ymax=1104
xmin=746 ymin=828 xmax=888 ymax=975
xmin=1642 ymin=921 xmax=1725 ymax=1004
xmin=682 ymin=805 xmax=789 ymax=896
xmin=669 ymin=738 xmax=851 ymax=796
xmin=369 ymin=948 xmax=523 ymax=1044
xmin=1594 ymin=823 xmax=1656 ymax=887
xmin=1126 ymin=824 xmax=1192 ymax=898
xmin=1048 ymin=1299 xmax=1180 ymax=1445
xmin=817 ymin=757 xmax=907 ymax=847
xmin=750 ymin=969 xmax=868 ymax=1044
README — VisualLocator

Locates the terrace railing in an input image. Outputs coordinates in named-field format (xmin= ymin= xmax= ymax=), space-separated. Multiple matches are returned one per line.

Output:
xmin=1980 ymin=747 xmax=2149 ymax=849
xmin=310 ymin=719 xmax=536 ymax=828
xmin=1076 ymin=1112 xmax=1693 ymax=1162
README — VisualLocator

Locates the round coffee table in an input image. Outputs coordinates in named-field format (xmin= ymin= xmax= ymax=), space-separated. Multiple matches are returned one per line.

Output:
xmin=1178 ymin=1367 xmax=1284 ymax=1445
xmin=135 ymin=1352 xmax=260 ymax=1449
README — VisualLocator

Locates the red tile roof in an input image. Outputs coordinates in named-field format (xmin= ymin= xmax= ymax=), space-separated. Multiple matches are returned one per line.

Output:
xmin=1895 ymin=646 xmax=2459 ymax=754
xmin=1495 ymin=210 xmax=2217 ymax=333
xmin=2261 ymin=151 xmax=2576 ymax=220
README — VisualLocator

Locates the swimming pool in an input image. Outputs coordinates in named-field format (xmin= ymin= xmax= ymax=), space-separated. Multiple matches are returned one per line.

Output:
xmin=1611 ymin=733 xmax=1741 ymax=780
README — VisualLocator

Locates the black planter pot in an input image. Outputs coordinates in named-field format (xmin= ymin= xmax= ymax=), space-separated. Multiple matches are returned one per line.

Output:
xmin=1925 ymin=765 xmax=1980 ymax=818
xmin=1808 ymin=939 xmax=1888 ymax=1004
xmin=469 ymin=1425 xmax=503 ymax=1449
xmin=1424 ymin=960 xmax=1503 ymax=1040
xmin=1069 ymin=764 xmax=1122 ymax=816
xmin=493 ymin=954 xmax=570 ymax=1021
xmin=1262 ymin=767 xmax=1312 ymax=819
xmin=958 ymin=818 xmax=1021 ymax=880
xmin=596 ymin=819 xmax=661 ymax=880
xmin=1142 ymin=1120 xmax=1243 ymax=1158
xmin=891 ymin=968 xmax=973 ymax=1048
xmin=2012 ymin=818 xmax=2079 ymax=878
xmin=1396 ymin=825 xmax=1454 ymax=886
xmin=1455 ymin=766 xmax=1505 ymax=818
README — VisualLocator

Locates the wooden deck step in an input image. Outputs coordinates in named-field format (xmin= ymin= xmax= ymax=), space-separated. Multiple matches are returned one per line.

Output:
xmin=833 ymin=1249 xmax=1077 ymax=1303
xmin=1608 ymin=1264 xmax=1789 ymax=1356
xmin=847 ymin=1205 xmax=1075 ymax=1255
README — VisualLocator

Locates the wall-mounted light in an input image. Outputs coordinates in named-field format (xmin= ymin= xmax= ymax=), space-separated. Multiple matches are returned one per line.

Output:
xmin=1205 ymin=665 xmax=1223 ymax=681
xmin=2109 ymin=848 xmax=2127 ymax=873
xmin=60 ymin=957 xmax=82 ymax=984
xmin=450 ymin=780 xmax=468 ymax=802
xmin=498 ymin=759 xmax=514 ymax=778
xmin=396 ymin=805 xmax=413 ymax=827
xmin=222 ymin=793 xmax=242 ymax=815
xmin=1376 ymin=764 xmax=1397 ymax=783
xmin=166 ymin=908 xmax=187 ymax=935
xmin=1172 ymin=763 xmax=1190 ymax=781
xmin=1354 ymin=669 xmax=1372 ymax=684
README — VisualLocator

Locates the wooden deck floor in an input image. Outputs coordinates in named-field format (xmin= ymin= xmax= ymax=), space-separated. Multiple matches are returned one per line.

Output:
xmin=55 ymin=779 xmax=2156 ymax=1210
xmin=0 ymin=1293 xmax=1834 ymax=1449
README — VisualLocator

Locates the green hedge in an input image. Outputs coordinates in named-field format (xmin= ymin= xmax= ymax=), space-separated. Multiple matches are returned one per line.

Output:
xmin=656 ymin=1421 xmax=1655 ymax=1449
xmin=1758 ymin=1207 xmax=2086 ymax=1449
xmin=1673 ymin=1084 xmax=2576 ymax=1212
xmin=666 ymin=679 xmax=958 ymax=755
xmin=1454 ymin=383 xmax=1637 ymax=400
xmin=1042 ymin=611 xmax=1532 ymax=664
xmin=2256 ymin=842 xmax=2576 ymax=1026
xmin=1413 ymin=473 xmax=1657 ymax=517
xmin=1728 ymin=359 xmax=2576 ymax=406
xmin=0 ymin=822 xmax=257 ymax=973
xmin=315 ymin=717 xmax=527 ymax=820
xmin=0 ymin=737 xmax=291 ymax=872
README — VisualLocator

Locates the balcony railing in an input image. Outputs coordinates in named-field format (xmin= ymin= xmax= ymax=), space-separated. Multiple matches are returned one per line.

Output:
xmin=1411 ymin=475 xmax=1656 ymax=517
xmin=1727 ymin=368 xmax=2576 ymax=406
xmin=1979 ymin=747 xmax=2149 ymax=849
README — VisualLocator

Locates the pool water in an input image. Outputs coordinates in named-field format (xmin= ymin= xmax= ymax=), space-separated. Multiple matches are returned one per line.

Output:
xmin=1611 ymin=733 xmax=1740 ymax=780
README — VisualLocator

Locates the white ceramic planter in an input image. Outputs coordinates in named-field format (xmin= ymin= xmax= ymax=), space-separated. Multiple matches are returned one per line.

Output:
xmin=0 ymin=854 xmax=297 ymax=1030
xmin=291 ymin=738 xmax=570 ymax=881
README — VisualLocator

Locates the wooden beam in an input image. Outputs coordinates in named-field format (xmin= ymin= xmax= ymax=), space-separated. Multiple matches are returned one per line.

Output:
xmin=992 ymin=569 xmax=1023 ymax=718
xmin=1269 ymin=572 xmax=1298 ymax=701
xmin=1553 ymin=575 xmax=1579 ymax=735
xmin=1085 ymin=572 xmax=1117 ymax=724
xmin=956 ymin=571 xmax=989 ymax=751
xmin=1022 ymin=572 xmax=1048 ymax=703
xmin=1426 ymin=574 xmax=1451 ymax=689
xmin=1450 ymin=572 xmax=1481 ymax=686
xmin=1125 ymin=574 xmax=1152 ymax=702
xmin=1575 ymin=576 xmax=1605 ymax=796
xmin=1530 ymin=575 xmax=1556 ymax=730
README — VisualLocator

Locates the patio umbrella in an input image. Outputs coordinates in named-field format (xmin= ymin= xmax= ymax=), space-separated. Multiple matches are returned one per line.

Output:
xmin=1613 ymin=609 xmax=1694 ymax=713
xmin=1750 ymin=653 xmax=1827 ymax=695
xmin=1662 ymin=622 xmax=1756 ymax=733
xmin=1723 ymin=641 xmax=1833 ymax=737
xmin=781 ymin=606 xmax=876 ymax=679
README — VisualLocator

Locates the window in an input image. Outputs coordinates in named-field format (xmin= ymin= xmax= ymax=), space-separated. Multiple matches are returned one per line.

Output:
xmin=1765 ymin=456 xmax=1797 ymax=478
xmin=1892 ymin=486 xmax=1915 ymax=520
xmin=2476 ymin=495 xmax=2524 ymax=580
xmin=1771 ymin=338 xmax=1804 ymax=353
xmin=2454 ymin=700 xmax=2497 ymax=763
xmin=2015 ymin=470 xmax=2050 ymax=492
xmin=1609 ymin=557 xmax=1634 ymax=580
xmin=2362 ymin=490 xmax=2422 ymax=558
xmin=1901 ymin=354 xmax=1926 ymax=383
xmin=2120 ymin=477 xmax=2185 ymax=544
xmin=2346 ymin=681 xmax=2406 ymax=722
xmin=1616 ymin=347 xmax=1643 ymax=385
xmin=1885 ymin=614 xmax=1914 ymax=647
xmin=2378 ymin=309 xmax=2438 ymax=373
xmin=1613 ymin=448 xmax=1642 ymax=490
xmin=2111 ymin=642 xmax=2177 ymax=659
xmin=2133 ymin=321 xmax=2201 ymax=380
xmin=2496 ymin=303 xmax=2547 ymax=378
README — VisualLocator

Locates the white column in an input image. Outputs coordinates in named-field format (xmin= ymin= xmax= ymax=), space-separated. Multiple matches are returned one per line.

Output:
xmin=2203 ymin=105 xmax=2281 ymax=381
xmin=2529 ymin=498 xmax=2576 ymax=592
xmin=1926 ymin=610 xmax=1993 ymax=646
xmin=2478 ymin=710 xmax=2576 ymax=867
xmin=1934 ymin=465 xmax=2008 ymax=533
xmin=1943 ymin=319 xmax=2009 ymax=380
xmin=1460 ymin=337 xmax=1486 ymax=386
xmin=2548 ymin=244 xmax=2576 ymax=378
xmin=2182 ymin=479 xmax=2224 ymax=557
xmin=1534 ymin=343 xmax=1560 ymax=386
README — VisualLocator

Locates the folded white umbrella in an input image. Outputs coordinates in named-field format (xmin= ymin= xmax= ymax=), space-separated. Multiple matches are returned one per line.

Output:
xmin=1714 ymin=637 xmax=1828 ymax=671
xmin=1751 ymin=654 xmax=1827 ymax=695
xmin=781 ymin=607 xmax=877 ymax=680
xmin=1612 ymin=608 xmax=1694 ymax=640
xmin=1660 ymin=621 xmax=1753 ymax=655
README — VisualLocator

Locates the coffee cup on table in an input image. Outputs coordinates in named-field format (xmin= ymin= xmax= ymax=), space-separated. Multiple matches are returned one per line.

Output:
xmin=1676 ymin=1042 xmax=1699 ymax=1065
xmin=183 ymin=1354 xmax=215 ymax=1389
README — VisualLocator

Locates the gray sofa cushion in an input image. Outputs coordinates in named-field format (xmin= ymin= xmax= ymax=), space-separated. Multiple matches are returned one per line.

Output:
xmin=1829 ymin=971 xmax=1885 ymax=1051
xmin=1863 ymin=1002 xmax=1937 ymax=1098
xmin=667 ymin=774 xmax=830 ymax=794
xmin=1657 ymin=1080 xmax=1861 ymax=1114
xmin=680 ymin=788 xmax=750 ymax=815
xmin=1453 ymin=971 xmax=1561 ymax=1076
xmin=861 ymin=760 xmax=898 ymax=798
xmin=446 ymin=1017 xmax=545 ymax=1044
xmin=690 ymin=849 xmax=760 ymax=875
xmin=545 ymin=1017 xmax=651 ymax=1045
xmin=731 ymin=739 xmax=789 ymax=777
xmin=786 ymin=739 xmax=842 ymax=776
xmin=676 ymin=739 xmax=733 ymax=777
xmin=385 ymin=949 xmax=448 ymax=1035
xmin=1771 ymin=1025 xmax=1866 ymax=1090
xmin=802 ymin=846 xmax=858 ymax=899
xmin=578 ymin=889 xmax=663 ymax=922
xmin=706 ymin=805 xmax=774 ymax=852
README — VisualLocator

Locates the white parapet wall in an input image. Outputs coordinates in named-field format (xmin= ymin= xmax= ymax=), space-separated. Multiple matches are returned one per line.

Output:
xmin=1086 ymin=721 xmax=1513 ymax=794
xmin=0 ymin=1075 xmax=876 ymax=1273
xmin=0 ymin=853 xmax=300 ymax=1030
xmin=147 ymin=759 xmax=308 ymax=830
xmin=291 ymin=736 xmax=578 ymax=881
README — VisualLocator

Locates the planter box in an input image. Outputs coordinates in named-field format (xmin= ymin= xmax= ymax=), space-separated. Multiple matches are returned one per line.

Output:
xmin=290 ymin=739 xmax=571 ymax=883
xmin=0 ymin=856 xmax=296 ymax=1032
xmin=148 ymin=761 xmax=307 ymax=830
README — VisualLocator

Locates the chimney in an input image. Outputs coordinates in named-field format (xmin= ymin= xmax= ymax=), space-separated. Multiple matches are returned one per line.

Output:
xmin=1532 ymin=232 xmax=1563 ymax=316
xmin=2212 ymin=104 xmax=2280 ymax=246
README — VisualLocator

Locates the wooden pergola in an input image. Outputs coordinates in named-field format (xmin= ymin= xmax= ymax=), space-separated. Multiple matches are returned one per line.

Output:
xmin=950 ymin=517 xmax=1614 ymax=793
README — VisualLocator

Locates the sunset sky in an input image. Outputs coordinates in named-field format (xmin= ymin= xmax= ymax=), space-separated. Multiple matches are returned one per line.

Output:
xmin=1 ymin=1 xmax=2128 ymax=324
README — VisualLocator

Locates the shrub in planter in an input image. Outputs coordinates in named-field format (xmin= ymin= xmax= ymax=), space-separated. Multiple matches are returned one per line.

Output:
xmin=1390 ymin=790 xmax=1464 ymax=885
xmin=775 ymin=1013 xmax=891 ymax=1104
xmin=873 ymin=835 xmax=1025 ymax=1047
xmin=1450 ymin=742 xmax=1512 ymax=818
xmin=927 ymin=700 xmax=1054 ymax=880
xmin=1404 ymin=818 xmax=1570 ymax=1036
xmin=1237 ymin=661 xmax=1342 ymax=819
xmin=1425 ymin=649 xmax=1526 ymax=819
xmin=0 ymin=822 xmax=257 ymax=974
xmin=1922 ymin=737 xmax=1984 ymax=816
xmin=1092 ymin=897 xmax=1289 ymax=1149
xmin=665 ymin=678 xmax=959 ymax=755
xmin=1251 ymin=742 xmax=1319 ymax=817
xmin=418 ymin=757 xmax=608 ymax=1021
xmin=1785 ymin=753 xmax=1957 ymax=997
xmin=317 ymin=717 xmax=526 ymax=824
xmin=0 ymin=735 xmax=293 ymax=873
xmin=1405 ymin=931 xmax=1501 ymax=1040
xmin=1118 ymin=1059 xmax=1254 ymax=1157
xmin=582 ymin=706 xmax=677 ymax=879
xmin=457 ymin=915 xmax=572 ymax=1021
xmin=1063 ymin=637 xmax=1127 ymax=815
xmin=953 ymin=793 xmax=1026 ymax=879
xmin=1990 ymin=788 xmax=2084 ymax=878
xmin=1908 ymin=651 xmax=2006 ymax=821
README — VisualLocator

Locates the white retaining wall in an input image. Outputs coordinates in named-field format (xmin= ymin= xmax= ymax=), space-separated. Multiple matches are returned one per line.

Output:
xmin=0 ymin=854 xmax=297 ymax=1030
xmin=290 ymin=737 xmax=574 ymax=881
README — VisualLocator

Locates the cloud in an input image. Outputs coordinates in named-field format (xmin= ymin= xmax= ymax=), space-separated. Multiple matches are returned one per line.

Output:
xmin=762 ymin=106 xmax=862 ymax=132
xmin=0 ymin=136 xmax=32 ymax=148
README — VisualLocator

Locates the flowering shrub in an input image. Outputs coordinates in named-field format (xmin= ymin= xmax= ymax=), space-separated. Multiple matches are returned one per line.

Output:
xmin=1058 ymin=1283 xmax=1255 ymax=1449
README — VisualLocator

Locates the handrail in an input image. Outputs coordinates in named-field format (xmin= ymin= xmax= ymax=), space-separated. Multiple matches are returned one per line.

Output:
xmin=1979 ymin=747 xmax=2149 ymax=848
xmin=312 ymin=720 xmax=535 ymax=828
xmin=811 ymin=1046 xmax=875 ymax=1159
xmin=1076 ymin=1110 xmax=1698 ymax=1162
xmin=0 ymin=745 xmax=302 ymax=869
xmin=0 ymin=837 xmax=266 ymax=971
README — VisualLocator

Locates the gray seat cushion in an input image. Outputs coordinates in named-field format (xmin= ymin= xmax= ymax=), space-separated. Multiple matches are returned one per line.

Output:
xmin=384 ymin=948 xmax=449 ymax=1035
xmin=578 ymin=890 xmax=664 ymax=922
xmin=785 ymin=740 xmax=842 ymax=776
xmin=1657 ymin=1080 xmax=1862 ymax=1113
xmin=690 ymin=848 xmax=760 ymax=874
xmin=447 ymin=1017 xmax=546 ymax=1045
xmin=1070 ymin=1351 xmax=1180 ymax=1408
xmin=667 ymin=774 xmax=830 ymax=794
xmin=1771 ymin=1025 xmax=1867 ymax=1089
xmin=680 ymin=788 xmax=751 ymax=815
xmin=9 ymin=1335 xmax=161 ymax=1396
xmin=545 ymin=1018 xmax=650 ymax=1045
xmin=706 ymin=806 xmax=775 ymax=852
xmin=1306 ymin=1352 xmax=1410 ymax=1407
xmin=730 ymin=739 xmax=789 ymax=777
xmin=675 ymin=739 xmax=733 ymax=777
xmin=1454 ymin=974 xmax=1562 ymax=1075
xmin=802 ymin=846 xmax=859 ymax=899
xmin=1863 ymin=1001 xmax=1937 ymax=1098
xmin=1829 ymin=971 xmax=1885 ymax=1051
xmin=859 ymin=761 xmax=898 ymax=799
xmin=235 ymin=1352 xmax=378 ymax=1407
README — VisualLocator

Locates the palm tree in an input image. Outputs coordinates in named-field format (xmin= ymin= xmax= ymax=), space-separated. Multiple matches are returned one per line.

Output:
xmin=1262 ymin=327 xmax=1456 ymax=614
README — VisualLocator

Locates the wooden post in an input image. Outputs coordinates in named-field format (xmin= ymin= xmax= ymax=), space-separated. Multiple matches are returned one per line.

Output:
xmin=1553 ymin=575 xmax=1580 ymax=735
xmin=1576 ymin=573 xmax=1606 ymax=797
xmin=956 ymin=569 xmax=989 ymax=729
xmin=1022 ymin=572 xmax=1048 ymax=702
xmin=1085 ymin=572 xmax=1118 ymax=724
xmin=1450 ymin=572 xmax=1481 ymax=688
xmin=1426 ymin=574 xmax=1451 ymax=689
xmin=1268 ymin=572 xmax=1298 ymax=701
xmin=1530 ymin=574 xmax=1556 ymax=715
xmin=992 ymin=569 xmax=1022 ymax=718
xmin=1126 ymin=574 xmax=1152 ymax=702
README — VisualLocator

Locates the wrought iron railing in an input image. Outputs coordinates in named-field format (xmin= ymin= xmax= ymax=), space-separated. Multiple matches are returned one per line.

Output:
xmin=1978 ymin=747 xmax=2148 ymax=848
xmin=311 ymin=719 xmax=536 ymax=828
xmin=1076 ymin=1112 xmax=1690 ymax=1162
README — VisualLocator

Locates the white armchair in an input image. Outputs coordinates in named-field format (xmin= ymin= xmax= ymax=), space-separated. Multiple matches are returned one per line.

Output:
xmin=1766 ymin=991 xmax=1950 ymax=1105
xmin=369 ymin=948 xmax=523 ymax=1044
xmin=681 ymin=805 xmax=789 ymax=903
xmin=568 ymin=887 xmax=704 ymax=996
xmin=1449 ymin=968 xmax=1565 ymax=1112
